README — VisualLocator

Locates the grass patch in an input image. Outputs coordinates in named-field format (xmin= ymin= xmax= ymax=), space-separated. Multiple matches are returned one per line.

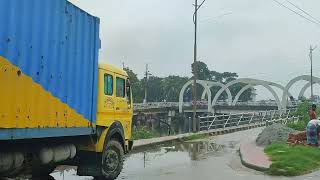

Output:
xmin=182 ymin=134 xmax=208 ymax=141
xmin=132 ymin=128 xmax=160 ymax=140
xmin=265 ymin=144 xmax=320 ymax=176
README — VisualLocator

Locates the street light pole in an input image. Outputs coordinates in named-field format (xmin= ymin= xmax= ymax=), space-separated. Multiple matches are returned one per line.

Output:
xmin=192 ymin=0 xmax=198 ymax=133
xmin=144 ymin=64 xmax=150 ymax=104
xmin=309 ymin=45 xmax=317 ymax=101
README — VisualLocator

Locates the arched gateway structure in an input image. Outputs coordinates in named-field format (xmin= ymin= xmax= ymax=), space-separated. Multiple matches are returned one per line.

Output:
xmin=179 ymin=80 xmax=212 ymax=113
xmin=201 ymin=82 xmax=232 ymax=104
xmin=211 ymin=78 xmax=284 ymax=110
xmin=231 ymin=81 xmax=293 ymax=107
xmin=179 ymin=75 xmax=320 ymax=113
xmin=179 ymin=80 xmax=233 ymax=113
xmin=281 ymin=75 xmax=320 ymax=109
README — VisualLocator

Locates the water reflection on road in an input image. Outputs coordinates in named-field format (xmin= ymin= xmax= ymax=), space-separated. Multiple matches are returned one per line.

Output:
xmin=121 ymin=140 xmax=225 ymax=177
xmin=117 ymin=128 xmax=320 ymax=180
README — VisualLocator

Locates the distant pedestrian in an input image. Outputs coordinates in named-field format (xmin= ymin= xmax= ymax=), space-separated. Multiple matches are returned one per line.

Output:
xmin=309 ymin=104 xmax=317 ymax=120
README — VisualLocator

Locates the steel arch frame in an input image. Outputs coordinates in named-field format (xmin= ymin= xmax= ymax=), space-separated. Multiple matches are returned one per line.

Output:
xmin=201 ymin=81 xmax=233 ymax=105
xmin=179 ymin=80 xmax=212 ymax=113
xmin=212 ymin=78 xmax=283 ymax=110
xmin=282 ymin=75 xmax=320 ymax=108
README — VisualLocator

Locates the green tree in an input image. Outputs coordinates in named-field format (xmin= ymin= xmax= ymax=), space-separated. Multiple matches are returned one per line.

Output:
xmin=161 ymin=76 xmax=189 ymax=102
xmin=125 ymin=60 xmax=253 ymax=103
xmin=191 ymin=61 xmax=212 ymax=80
xmin=221 ymin=72 xmax=238 ymax=83
xmin=124 ymin=67 xmax=144 ymax=103
xmin=192 ymin=61 xmax=253 ymax=102
xmin=145 ymin=76 xmax=163 ymax=102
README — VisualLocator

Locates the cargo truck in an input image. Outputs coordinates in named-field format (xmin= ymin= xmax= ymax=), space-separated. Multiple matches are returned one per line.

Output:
xmin=0 ymin=0 xmax=133 ymax=179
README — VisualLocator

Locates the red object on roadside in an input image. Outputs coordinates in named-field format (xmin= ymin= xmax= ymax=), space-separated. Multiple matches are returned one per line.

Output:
xmin=309 ymin=110 xmax=317 ymax=120
xmin=287 ymin=131 xmax=307 ymax=146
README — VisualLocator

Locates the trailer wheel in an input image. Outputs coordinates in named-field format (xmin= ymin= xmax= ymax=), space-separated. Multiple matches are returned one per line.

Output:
xmin=97 ymin=140 xmax=124 ymax=180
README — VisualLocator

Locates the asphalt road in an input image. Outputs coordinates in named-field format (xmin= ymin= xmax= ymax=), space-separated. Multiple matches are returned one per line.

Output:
xmin=49 ymin=127 xmax=320 ymax=180
xmin=116 ymin=128 xmax=320 ymax=180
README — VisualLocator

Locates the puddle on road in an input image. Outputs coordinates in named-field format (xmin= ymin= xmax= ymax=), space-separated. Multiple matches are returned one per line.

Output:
xmin=117 ymin=139 xmax=226 ymax=179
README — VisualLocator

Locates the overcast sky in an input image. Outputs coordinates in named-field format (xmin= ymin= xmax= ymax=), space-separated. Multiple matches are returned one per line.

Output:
xmin=70 ymin=0 xmax=320 ymax=100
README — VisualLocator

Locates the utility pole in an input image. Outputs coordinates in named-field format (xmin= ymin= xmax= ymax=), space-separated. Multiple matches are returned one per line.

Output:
xmin=309 ymin=45 xmax=317 ymax=101
xmin=143 ymin=64 xmax=150 ymax=104
xmin=122 ymin=62 xmax=125 ymax=69
xmin=192 ymin=0 xmax=198 ymax=133
xmin=192 ymin=0 xmax=206 ymax=132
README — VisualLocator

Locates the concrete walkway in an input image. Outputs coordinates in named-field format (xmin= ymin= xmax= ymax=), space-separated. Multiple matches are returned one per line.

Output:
xmin=239 ymin=141 xmax=271 ymax=171
xmin=133 ymin=122 xmax=265 ymax=148
xmin=133 ymin=133 xmax=194 ymax=148
xmin=133 ymin=135 xmax=180 ymax=148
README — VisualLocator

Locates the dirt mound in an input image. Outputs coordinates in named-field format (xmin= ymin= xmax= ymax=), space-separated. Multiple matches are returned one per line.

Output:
xmin=256 ymin=124 xmax=298 ymax=146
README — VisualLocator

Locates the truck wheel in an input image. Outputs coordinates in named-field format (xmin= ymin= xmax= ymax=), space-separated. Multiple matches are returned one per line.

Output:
xmin=99 ymin=140 xmax=124 ymax=180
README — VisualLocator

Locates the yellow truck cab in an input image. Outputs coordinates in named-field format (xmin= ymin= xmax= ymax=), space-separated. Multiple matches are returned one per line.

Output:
xmin=78 ymin=64 xmax=133 ymax=179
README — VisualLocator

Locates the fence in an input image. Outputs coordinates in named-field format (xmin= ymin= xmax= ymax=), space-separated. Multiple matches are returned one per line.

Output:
xmin=133 ymin=101 xmax=299 ymax=111
xmin=199 ymin=109 xmax=300 ymax=131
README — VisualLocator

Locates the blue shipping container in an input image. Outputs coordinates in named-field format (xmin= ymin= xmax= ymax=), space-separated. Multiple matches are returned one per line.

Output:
xmin=0 ymin=0 xmax=100 ymax=139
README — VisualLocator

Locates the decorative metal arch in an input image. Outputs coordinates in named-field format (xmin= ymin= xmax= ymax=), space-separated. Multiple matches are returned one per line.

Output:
xmin=178 ymin=75 xmax=320 ymax=113
xmin=299 ymin=82 xmax=312 ymax=99
xmin=200 ymin=81 xmax=232 ymax=105
xmin=232 ymin=84 xmax=253 ymax=105
xmin=281 ymin=75 xmax=320 ymax=108
xmin=212 ymin=78 xmax=283 ymax=110
xmin=179 ymin=80 xmax=212 ymax=113
xmin=232 ymin=82 xmax=292 ymax=106
xmin=298 ymin=82 xmax=320 ymax=99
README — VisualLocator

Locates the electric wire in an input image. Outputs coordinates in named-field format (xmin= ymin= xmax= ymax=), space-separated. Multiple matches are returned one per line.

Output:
xmin=271 ymin=0 xmax=320 ymax=26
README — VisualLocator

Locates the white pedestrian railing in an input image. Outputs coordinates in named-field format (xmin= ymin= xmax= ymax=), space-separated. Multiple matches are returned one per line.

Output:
xmin=133 ymin=101 xmax=299 ymax=111
xmin=199 ymin=109 xmax=300 ymax=131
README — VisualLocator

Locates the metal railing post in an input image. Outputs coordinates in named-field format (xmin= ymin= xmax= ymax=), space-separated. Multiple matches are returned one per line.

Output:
xmin=208 ymin=116 xmax=217 ymax=130
xmin=285 ymin=109 xmax=291 ymax=124
xmin=224 ymin=115 xmax=231 ymax=128
xmin=248 ymin=113 xmax=255 ymax=124
xmin=237 ymin=114 xmax=244 ymax=126
xmin=197 ymin=116 xmax=200 ymax=132
xmin=270 ymin=110 xmax=275 ymax=122
xmin=188 ymin=117 xmax=191 ymax=133
xmin=261 ymin=111 xmax=266 ymax=123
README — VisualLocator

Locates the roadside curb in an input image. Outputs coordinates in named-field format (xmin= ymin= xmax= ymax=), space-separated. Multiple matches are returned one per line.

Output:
xmin=133 ymin=136 xmax=180 ymax=149
xmin=239 ymin=141 xmax=271 ymax=172
xmin=133 ymin=132 xmax=198 ymax=149
xmin=133 ymin=122 xmax=266 ymax=149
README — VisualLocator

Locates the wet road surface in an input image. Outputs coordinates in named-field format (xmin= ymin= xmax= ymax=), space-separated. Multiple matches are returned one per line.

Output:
xmin=115 ymin=128 xmax=320 ymax=180
xmin=47 ymin=127 xmax=320 ymax=180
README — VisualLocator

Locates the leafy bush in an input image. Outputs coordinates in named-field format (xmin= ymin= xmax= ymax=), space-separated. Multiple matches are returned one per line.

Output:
xmin=286 ymin=121 xmax=306 ymax=131
xmin=132 ymin=127 xmax=160 ymax=140
xmin=288 ymin=100 xmax=314 ymax=131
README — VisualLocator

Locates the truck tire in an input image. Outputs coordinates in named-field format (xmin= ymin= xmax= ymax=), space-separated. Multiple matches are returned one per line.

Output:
xmin=98 ymin=140 xmax=124 ymax=180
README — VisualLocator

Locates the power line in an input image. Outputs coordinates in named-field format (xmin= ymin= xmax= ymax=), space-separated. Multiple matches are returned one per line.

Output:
xmin=285 ymin=0 xmax=320 ymax=24
xmin=193 ymin=0 xmax=206 ymax=23
xmin=271 ymin=0 xmax=320 ymax=26
xmin=197 ymin=0 xmax=206 ymax=11
xmin=200 ymin=12 xmax=232 ymax=23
